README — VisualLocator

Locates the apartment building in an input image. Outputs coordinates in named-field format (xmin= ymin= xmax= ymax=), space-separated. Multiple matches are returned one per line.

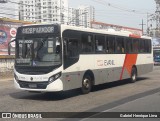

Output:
xmin=19 ymin=0 xmax=68 ymax=24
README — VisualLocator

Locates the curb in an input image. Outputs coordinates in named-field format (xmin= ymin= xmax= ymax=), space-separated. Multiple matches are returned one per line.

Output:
xmin=0 ymin=78 xmax=14 ymax=82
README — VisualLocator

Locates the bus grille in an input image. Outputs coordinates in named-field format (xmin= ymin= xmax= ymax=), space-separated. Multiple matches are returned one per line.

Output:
xmin=18 ymin=80 xmax=48 ymax=89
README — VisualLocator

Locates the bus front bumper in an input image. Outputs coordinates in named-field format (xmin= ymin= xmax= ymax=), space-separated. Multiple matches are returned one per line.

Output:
xmin=14 ymin=79 xmax=63 ymax=92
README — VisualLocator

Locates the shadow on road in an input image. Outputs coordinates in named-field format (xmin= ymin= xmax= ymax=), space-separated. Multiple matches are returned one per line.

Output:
xmin=9 ymin=77 xmax=149 ymax=101
xmin=10 ymin=89 xmax=81 ymax=101
xmin=92 ymin=77 xmax=149 ymax=92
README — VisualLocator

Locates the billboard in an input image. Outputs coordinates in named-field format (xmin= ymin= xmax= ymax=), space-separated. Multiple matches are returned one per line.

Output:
xmin=0 ymin=18 xmax=33 ymax=56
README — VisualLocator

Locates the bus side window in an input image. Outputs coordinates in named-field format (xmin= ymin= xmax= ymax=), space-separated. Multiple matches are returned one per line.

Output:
xmin=107 ymin=36 xmax=115 ymax=54
xmin=64 ymin=38 xmax=79 ymax=59
xmin=68 ymin=39 xmax=79 ymax=58
xmin=81 ymin=34 xmax=94 ymax=53
xmin=139 ymin=39 xmax=145 ymax=53
xmin=95 ymin=35 xmax=105 ymax=53
xmin=116 ymin=37 xmax=125 ymax=54
xmin=145 ymin=39 xmax=151 ymax=53
xmin=126 ymin=38 xmax=132 ymax=53
xmin=132 ymin=39 xmax=139 ymax=53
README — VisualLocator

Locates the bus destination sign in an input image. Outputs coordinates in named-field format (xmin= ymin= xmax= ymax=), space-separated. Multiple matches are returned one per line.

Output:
xmin=18 ymin=25 xmax=59 ymax=35
xmin=22 ymin=26 xmax=54 ymax=34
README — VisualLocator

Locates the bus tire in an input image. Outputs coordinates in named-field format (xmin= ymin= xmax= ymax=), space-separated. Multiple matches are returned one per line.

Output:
xmin=130 ymin=67 xmax=137 ymax=83
xmin=81 ymin=75 xmax=92 ymax=94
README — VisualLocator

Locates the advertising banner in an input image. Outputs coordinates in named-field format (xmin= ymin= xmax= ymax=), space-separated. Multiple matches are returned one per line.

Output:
xmin=0 ymin=18 xmax=33 ymax=56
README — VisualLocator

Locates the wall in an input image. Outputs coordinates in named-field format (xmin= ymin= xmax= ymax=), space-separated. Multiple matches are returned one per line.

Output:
xmin=0 ymin=58 xmax=14 ymax=79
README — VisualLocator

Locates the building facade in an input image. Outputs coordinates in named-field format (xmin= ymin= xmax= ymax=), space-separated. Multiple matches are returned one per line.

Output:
xmin=77 ymin=5 xmax=95 ymax=28
xmin=68 ymin=7 xmax=77 ymax=26
xmin=19 ymin=1 xmax=95 ymax=27
xmin=68 ymin=5 xmax=95 ymax=27
xmin=19 ymin=0 xmax=69 ymax=24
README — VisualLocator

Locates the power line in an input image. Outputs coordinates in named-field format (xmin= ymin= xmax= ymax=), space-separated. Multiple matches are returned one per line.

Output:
xmin=91 ymin=0 xmax=152 ymax=14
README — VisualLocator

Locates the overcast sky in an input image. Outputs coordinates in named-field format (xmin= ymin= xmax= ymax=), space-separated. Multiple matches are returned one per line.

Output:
xmin=69 ymin=0 xmax=156 ymax=30
xmin=0 ymin=0 xmax=19 ymax=19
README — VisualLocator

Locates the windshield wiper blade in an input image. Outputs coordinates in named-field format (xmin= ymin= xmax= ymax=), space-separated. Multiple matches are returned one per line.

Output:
xmin=37 ymin=36 xmax=49 ymax=51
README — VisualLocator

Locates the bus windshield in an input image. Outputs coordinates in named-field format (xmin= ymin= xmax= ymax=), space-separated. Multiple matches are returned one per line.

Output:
xmin=154 ymin=50 xmax=160 ymax=59
xmin=15 ymin=36 xmax=61 ymax=67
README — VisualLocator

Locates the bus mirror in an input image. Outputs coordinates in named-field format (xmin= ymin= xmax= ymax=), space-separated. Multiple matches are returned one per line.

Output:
xmin=56 ymin=37 xmax=60 ymax=54
xmin=8 ymin=39 xmax=15 ymax=55
xmin=56 ymin=37 xmax=60 ymax=43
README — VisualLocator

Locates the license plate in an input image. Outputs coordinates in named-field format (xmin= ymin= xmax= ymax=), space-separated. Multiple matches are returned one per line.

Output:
xmin=29 ymin=84 xmax=37 ymax=88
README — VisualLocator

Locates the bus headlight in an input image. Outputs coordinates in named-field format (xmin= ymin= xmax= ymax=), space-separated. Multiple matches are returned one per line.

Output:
xmin=48 ymin=72 xmax=62 ymax=84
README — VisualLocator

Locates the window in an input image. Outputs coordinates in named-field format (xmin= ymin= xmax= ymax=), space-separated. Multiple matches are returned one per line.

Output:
xmin=144 ymin=39 xmax=151 ymax=53
xmin=67 ymin=39 xmax=79 ymax=58
xmin=106 ymin=36 xmax=115 ymax=54
xmin=81 ymin=34 xmax=94 ymax=53
xmin=132 ymin=39 xmax=139 ymax=53
xmin=126 ymin=38 xmax=132 ymax=53
xmin=95 ymin=35 xmax=105 ymax=53
xmin=116 ymin=37 xmax=125 ymax=54
xmin=139 ymin=39 xmax=145 ymax=53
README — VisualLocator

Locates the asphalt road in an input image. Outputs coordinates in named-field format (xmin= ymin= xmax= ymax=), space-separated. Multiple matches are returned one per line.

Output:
xmin=0 ymin=66 xmax=160 ymax=121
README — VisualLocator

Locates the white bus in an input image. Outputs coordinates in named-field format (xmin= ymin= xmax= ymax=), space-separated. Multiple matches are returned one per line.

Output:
xmin=8 ymin=24 xmax=153 ymax=94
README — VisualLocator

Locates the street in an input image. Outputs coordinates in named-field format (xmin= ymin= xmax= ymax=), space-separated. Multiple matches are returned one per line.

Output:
xmin=0 ymin=66 xmax=160 ymax=121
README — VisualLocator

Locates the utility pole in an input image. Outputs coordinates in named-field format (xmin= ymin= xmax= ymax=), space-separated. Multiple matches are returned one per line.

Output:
xmin=139 ymin=19 xmax=146 ymax=35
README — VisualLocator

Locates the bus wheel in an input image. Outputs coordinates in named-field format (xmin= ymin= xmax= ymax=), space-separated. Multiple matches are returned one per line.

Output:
xmin=130 ymin=67 xmax=137 ymax=83
xmin=81 ymin=75 xmax=92 ymax=94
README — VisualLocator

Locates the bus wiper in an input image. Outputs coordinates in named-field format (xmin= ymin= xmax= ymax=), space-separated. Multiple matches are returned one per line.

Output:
xmin=37 ymin=36 xmax=48 ymax=51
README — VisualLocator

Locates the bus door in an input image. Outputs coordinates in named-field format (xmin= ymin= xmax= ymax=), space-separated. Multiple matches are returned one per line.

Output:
xmin=63 ymin=38 xmax=81 ymax=90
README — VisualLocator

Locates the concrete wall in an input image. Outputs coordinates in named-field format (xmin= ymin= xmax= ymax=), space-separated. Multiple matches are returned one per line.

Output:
xmin=0 ymin=58 xmax=14 ymax=79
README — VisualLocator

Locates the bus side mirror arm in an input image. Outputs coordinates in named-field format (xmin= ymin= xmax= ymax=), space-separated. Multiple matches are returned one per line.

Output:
xmin=8 ymin=39 xmax=15 ymax=55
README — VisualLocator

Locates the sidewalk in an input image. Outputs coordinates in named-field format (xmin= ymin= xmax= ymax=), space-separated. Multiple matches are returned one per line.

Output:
xmin=0 ymin=71 xmax=14 ymax=81
xmin=0 ymin=77 xmax=14 ymax=81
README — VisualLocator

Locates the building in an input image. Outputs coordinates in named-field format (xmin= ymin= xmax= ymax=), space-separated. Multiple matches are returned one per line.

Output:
xmin=68 ymin=5 xmax=95 ymax=27
xmin=19 ymin=1 xmax=95 ymax=27
xmin=19 ymin=0 xmax=69 ymax=24
xmin=0 ymin=0 xmax=19 ymax=20
xmin=68 ymin=7 xmax=77 ymax=26
xmin=77 ymin=5 xmax=95 ymax=28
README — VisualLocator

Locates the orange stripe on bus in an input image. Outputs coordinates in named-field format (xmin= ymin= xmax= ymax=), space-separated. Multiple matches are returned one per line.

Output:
xmin=120 ymin=54 xmax=138 ymax=80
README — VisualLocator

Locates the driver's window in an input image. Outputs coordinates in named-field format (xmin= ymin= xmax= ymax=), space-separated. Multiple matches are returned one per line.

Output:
xmin=63 ymin=38 xmax=80 ymax=69
xmin=64 ymin=38 xmax=79 ymax=59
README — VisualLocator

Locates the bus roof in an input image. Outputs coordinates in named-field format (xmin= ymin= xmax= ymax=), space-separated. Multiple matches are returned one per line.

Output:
xmin=19 ymin=23 xmax=151 ymax=39
xmin=61 ymin=24 xmax=151 ymax=39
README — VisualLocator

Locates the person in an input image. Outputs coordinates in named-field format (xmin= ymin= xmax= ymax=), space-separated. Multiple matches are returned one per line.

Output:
xmin=116 ymin=45 xmax=122 ymax=53
xmin=37 ymin=46 xmax=48 ymax=60
xmin=68 ymin=41 xmax=79 ymax=58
